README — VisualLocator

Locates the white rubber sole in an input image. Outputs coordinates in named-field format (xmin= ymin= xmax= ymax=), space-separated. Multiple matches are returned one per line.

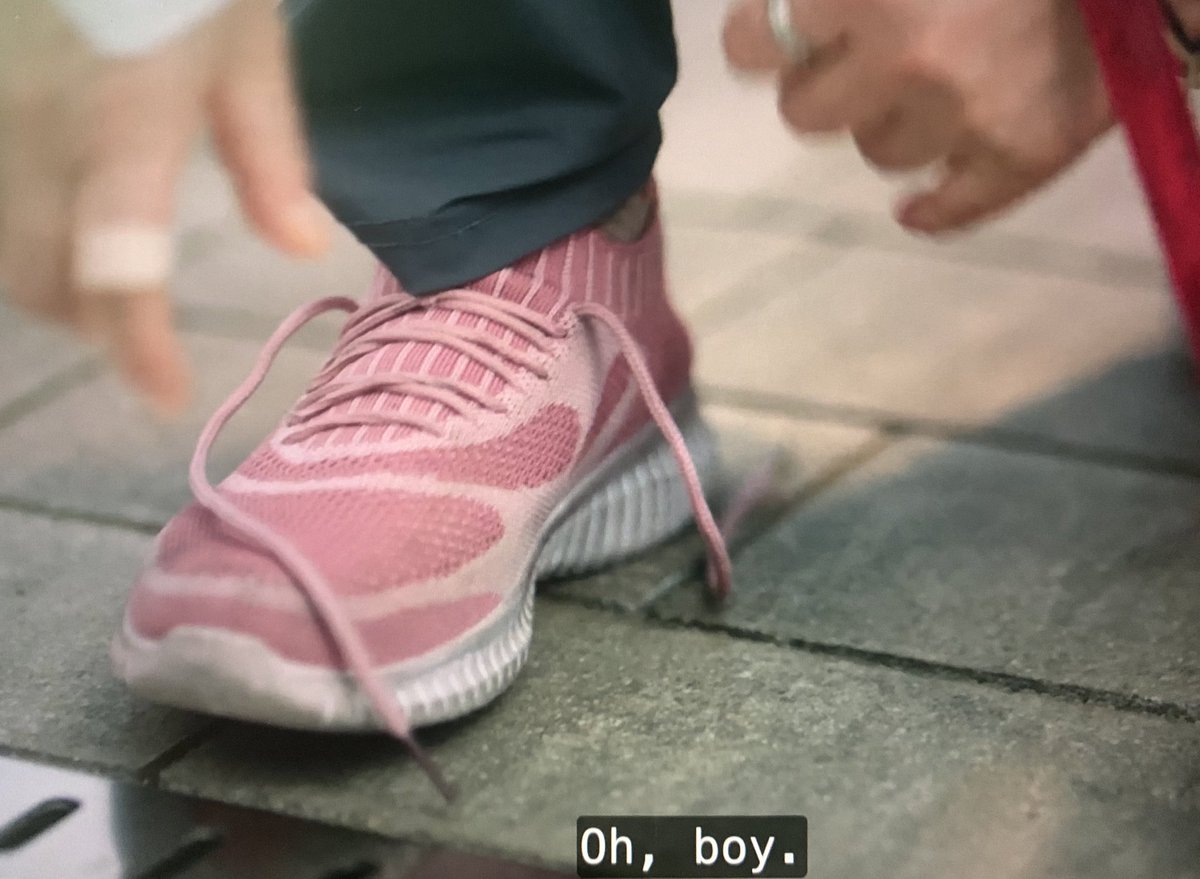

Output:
xmin=111 ymin=403 xmax=721 ymax=732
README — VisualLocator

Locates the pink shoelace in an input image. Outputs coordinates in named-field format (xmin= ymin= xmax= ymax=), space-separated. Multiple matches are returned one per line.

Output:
xmin=186 ymin=290 xmax=734 ymax=801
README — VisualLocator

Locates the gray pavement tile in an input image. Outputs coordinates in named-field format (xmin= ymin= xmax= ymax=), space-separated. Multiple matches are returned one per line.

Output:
xmin=545 ymin=407 xmax=881 ymax=610
xmin=178 ymin=151 xmax=774 ymax=331
xmin=0 ymin=304 xmax=92 ymax=415
xmin=158 ymin=602 xmax=1200 ymax=878
xmin=981 ymin=133 xmax=1158 ymax=258
xmin=694 ymin=249 xmax=1200 ymax=465
xmin=665 ymin=112 xmax=1157 ymax=264
xmin=0 ymin=511 xmax=202 ymax=770
xmin=176 ymin=147 xmax=239 ymax=241
xmin=665 ymin=227 xmax=829 ymax=325
xmin=541 ymin=531 xmax=704 ymax=614
xmin=705 ymin=405 xmax=883 ymax=498
xmin=656 ymin=437 xmax=1200 ymax=711
xmin=998 ymin=348 xmax=1200 ymax=468
xmin=662 ymin=184 xmax=1163 ymax=294
xmin=174 ymin=223 xmax=376 ymax=320
xmin=174 ymin=146 xmax=374 ymax=327
xmin=0 ymin=335 xmax=326 ymax=525
xmin=660 ymin=188 xmax=828 ymax=236
xmin=809 ymin=211 xmax=1167 ymax=292
xmin=175 ymin=182 xmax=786 ymax=332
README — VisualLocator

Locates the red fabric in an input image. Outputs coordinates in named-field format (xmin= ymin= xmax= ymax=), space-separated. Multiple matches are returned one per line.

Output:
xmin=1078 ymin=0 xmax=1200 ymax=360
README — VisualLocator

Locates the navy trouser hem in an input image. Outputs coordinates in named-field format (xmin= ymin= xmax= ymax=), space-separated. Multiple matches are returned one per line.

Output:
xmin=289 ymin=0 xmax=676 ymax=295
xmin=340 ymin=125 xmax=661 ymax=296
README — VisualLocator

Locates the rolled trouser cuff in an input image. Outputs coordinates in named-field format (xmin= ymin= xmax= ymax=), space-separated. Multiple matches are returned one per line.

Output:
xmin=336 ymin=125 xmax=663 ymax=296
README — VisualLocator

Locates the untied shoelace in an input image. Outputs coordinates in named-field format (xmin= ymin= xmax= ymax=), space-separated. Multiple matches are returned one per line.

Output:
xmin=186 ymin=290 xmax=737 ymax=801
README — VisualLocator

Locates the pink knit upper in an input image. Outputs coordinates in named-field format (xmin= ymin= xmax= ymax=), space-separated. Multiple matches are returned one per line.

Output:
xmin=129 ymin=213 xmax=696 ymax=669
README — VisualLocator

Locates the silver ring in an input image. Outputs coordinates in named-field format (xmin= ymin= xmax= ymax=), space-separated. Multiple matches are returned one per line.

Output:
xmin=767 ymin=0 xmax=815 ymax=66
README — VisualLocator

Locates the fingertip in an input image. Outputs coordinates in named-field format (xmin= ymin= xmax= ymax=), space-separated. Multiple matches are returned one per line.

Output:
xmin=721 ymin=0 xmax=755 ymax=69
xmin=90 ymin=290 xmax=191 ymax=418
xmin=147 ymin=374 xmax=191 ymax=422
xmin=722 ymin=0 xmax=790 ymax=73
xmin=897 ymin=198 xmax=977 ymax=236
xmin=277 ymin=193 xmax=334 ymax=258
xmin=896 ymin=195 xmax=937 ymax=232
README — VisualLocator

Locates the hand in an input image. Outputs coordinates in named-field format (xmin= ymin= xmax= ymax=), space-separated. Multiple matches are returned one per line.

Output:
xmin=723 ymin=0 xmax=1115 ymax=233
xmin=1171 ymin=0 xmax=1200 ymax=35
xmin=0 ymin=0 xmax=331 ymax=416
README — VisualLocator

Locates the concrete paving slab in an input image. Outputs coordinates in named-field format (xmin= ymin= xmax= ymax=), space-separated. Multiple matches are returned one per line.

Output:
xmin=0 ymin=511 xmax=202 ymax=771
xmin=660 ymin=188 xmax=826 ymax=235
xmin=983 ymin=134 xmax=1158 ymax=259
xmin=705 ymin=406 xmax=882 ymax=497
xmin=159 ymin=602 xmax=1200 ymax=878
xmin=785 ymin=134 xmax=1158 ymax=261
xmin=657 ymin=437 xmax=1200 ymax=711
xmin=661 ymin=187 xmax=1164 ymax=294
xmin=176 ymin=147 xmax=238 ymax=240
xmin=0 ymin=303 xmax=91 ymax=415
xmin=174 ymin=223 xmax=376 ymax=320
xmin=177 ymin=152 xmax=815 ymax=333
xmin=546 ymin=407 xmax=881 ymax=610
xmin=0 ymin=335 xmax=326 ymax=525
xmin=665 ymin=228 xmax=828 ymax=325
xmin=175 ymin=176 xmax=808 ymax=336
xmin=541 ymin=531 xmax=704 ymax=614
xmin=695 ymin=249 xmax=1200 ymax=465
xmin=806 ymin=208 xmax=1166 ymax=293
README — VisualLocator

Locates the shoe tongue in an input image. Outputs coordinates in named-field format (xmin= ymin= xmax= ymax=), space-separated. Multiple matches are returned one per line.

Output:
xmin=460 ymin=238 xmax=574 ymax=316
xmin=366 ymin=236 xmax=573 ymax=314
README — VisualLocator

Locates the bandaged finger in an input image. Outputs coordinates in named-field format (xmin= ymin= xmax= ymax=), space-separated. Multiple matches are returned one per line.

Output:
xmin=73 ymin=224 xmax=174 ymax=293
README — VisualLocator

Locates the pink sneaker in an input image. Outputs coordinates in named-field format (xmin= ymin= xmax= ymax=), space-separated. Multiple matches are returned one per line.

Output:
xmin=111 ymin=203 xmax=731 ymax=785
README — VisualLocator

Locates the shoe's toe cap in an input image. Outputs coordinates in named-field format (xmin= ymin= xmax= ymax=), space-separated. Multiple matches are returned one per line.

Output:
xmin=114 ymin=501 xmax=508 ymax=729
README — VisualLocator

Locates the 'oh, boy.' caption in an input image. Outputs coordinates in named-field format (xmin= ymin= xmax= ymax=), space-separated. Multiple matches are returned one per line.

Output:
xmin=576 ymin=815 xmax=807 ymax=878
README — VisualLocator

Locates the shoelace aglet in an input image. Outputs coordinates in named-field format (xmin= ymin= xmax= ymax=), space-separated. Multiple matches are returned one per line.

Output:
xmin=704 ymin=447 xmax=789 ymax=601
xmin=404 ymin=733 xmax=459 ymax=803
xmin=705 ymin=558 xmax=733 ymax=602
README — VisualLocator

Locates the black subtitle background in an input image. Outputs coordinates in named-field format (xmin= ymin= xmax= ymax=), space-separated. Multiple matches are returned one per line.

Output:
xmin=576 ymin=815 xmax=808 ymax=878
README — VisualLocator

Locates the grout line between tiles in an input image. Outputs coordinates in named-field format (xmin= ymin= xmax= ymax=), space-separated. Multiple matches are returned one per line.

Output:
xmin=624 ymin=432 xmax=897 ymax=613
xmin=662 ymin=188 xmax=1164 ymax=292
xmin=687 ymin=246 xmax=846 ymax=336
xmin=807 ymin=213 xmax=1164 ymax=291
xmin=699 ymin=384 xmax=1200 ymax=483
xmin=0 ymin=495 xmax=162 ymax=535
xmin=641 ymin=611 xmax=1200 ymax=726
xmin=0 ymin=741 xmax=147 ymax=785
xmin=0 ymin=359 xmax=101 ymax=433
xmin=176 ymin=304 xmax=338 ymax=352
xmin=136 ymin=721 xmax=221 ymax=784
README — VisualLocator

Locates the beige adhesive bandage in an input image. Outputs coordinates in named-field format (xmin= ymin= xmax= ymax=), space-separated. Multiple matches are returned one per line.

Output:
xmin=74 ymin=225 xmax=175 ymax=293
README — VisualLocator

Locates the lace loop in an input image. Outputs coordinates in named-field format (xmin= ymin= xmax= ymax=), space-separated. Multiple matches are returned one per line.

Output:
xmin=572 ymin=303 xmax=734 ymax=598
xmin=286 ymin=290 xmax=563 ymax=441
xmin=188 ymin=294 xmax=457 ymax=802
